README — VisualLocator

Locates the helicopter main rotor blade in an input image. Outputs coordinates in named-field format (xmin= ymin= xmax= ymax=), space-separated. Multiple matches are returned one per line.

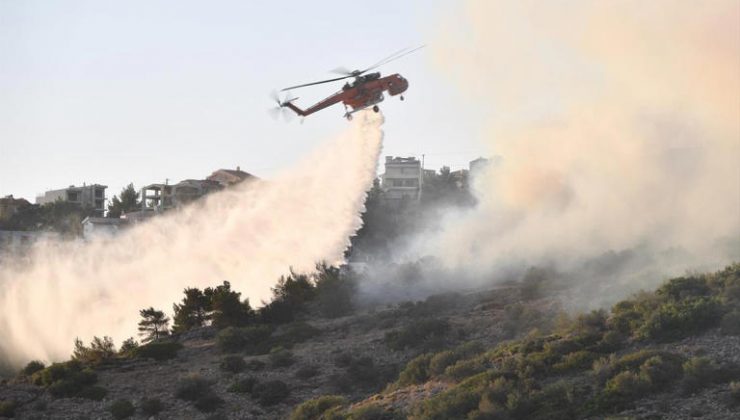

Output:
xmin=280 ymin=75 xmax=351 ymax=91
xmin=330 ymin=66 xmax=354 ymax=76
xmin=360 ymin=45 xmax=426 ymax=74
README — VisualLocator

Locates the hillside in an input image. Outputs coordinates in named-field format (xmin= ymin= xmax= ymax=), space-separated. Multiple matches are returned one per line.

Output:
xmin=1 ymin=265 xmax=739 ymax=419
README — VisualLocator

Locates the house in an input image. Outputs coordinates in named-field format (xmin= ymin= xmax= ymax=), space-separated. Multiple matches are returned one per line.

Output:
xmin=36 ymin=184 xmax=107 ymax=216
xmin=381 ymin=156 xmax=423 ymax=202
xmin=0 ymin=195 xmax=31 ymax=221
xmin=207 ymin=166 xmax=255 ymax=187
xmin=140 ymin=179 xmax=222 ymax=212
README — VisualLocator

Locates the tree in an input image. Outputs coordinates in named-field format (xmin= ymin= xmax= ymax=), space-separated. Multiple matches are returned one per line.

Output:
xmin=172 ymin=288 xmax=212 ymax=333
xmin=72 ymin=336 xmax=116 ymax=364
xmin=314 ymin=263 xmax=355 ymax=318
xmin=138 ymin=307 xmax=170 ymax=343
xmin=205 ymin=281 xmax=253 ymax=329
xmin=107 ymin=183 xmax=140 ymax=218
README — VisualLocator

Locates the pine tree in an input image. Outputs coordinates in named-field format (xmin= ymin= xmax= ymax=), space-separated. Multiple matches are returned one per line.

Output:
xmin=172 ymin=288 xmax=212 ymax=333
xmin=107 ymin=183 xmax=140 ymax=218
xmin=138 ymin=307 xmax=170 ymax=343
xmin=205 ymin=281 xmax=253 ymax=329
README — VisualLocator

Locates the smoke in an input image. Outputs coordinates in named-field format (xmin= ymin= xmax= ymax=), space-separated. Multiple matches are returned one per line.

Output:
xmin=0 ymin=111 xmax=384 ymax=366
xmin=411 ymin=0 xmax=740 ymax=303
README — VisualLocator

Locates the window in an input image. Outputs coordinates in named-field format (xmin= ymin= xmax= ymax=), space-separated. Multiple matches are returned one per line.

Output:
xmin=392 ymin=179 xmax=403 ymax=187
xmin=404 ymin=179 xmax=418 ymax=187
xmin=67 ymin=191 xmax=79 ymax=202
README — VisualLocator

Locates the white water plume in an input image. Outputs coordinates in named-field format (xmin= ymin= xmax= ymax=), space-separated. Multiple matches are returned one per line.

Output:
xmin=0 ymin=111 xmax=384 ymax=365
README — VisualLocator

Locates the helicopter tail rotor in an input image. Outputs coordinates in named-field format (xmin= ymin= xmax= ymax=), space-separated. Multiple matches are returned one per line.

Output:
xmin=268 ymin=90 xmax=299 ymax=122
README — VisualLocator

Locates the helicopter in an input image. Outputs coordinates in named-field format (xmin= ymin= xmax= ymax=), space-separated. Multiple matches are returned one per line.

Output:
xmin=271 ymin=46 xmax=423 ymax=121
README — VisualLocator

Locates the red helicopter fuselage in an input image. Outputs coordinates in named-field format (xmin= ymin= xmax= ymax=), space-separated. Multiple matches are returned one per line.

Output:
xmin=283 ymin=72 xmax=408 ymax=120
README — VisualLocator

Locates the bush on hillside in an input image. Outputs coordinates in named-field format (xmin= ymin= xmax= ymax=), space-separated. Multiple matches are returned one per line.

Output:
xmin=32 ymin=361 xmax=104 ymax=400
xmin=384 ymin=318 xmax=450 ymax=351
xmin=397 ymin=354 xmax=433 ymax=387
xmin=175 ymin=375 xmax=212 ymax=402
xmin=290 ymin=395 xmax=347 ymax=420
xmin=720 ymin=310 xmax=740 ymax=335
xmin=109 ymin=399 xmax=135 ymax=419
xmin=252 ymin=380 xmax=290 ymax=406
xmin=0 ymin=400 xmax=16 ymax=417
xmin=139 ymin=398 xmax=164 ymax=415
xmin=216 ymin=325 xmax=274 ymax=353
xmin=220 ymin=355 xmax=247 ymax=373
xmin=295 ymin=365 xmax=320 ymax=380
xmin=639 ymin=297 xmax=722 ymax=341
xmin=194 ymin=393 xmax=224 ymax=412
xmin=269 ymin=347 xmax=295 ymax=367
xmin=681 ymin=357 xmax=718 ymax=394
xmin=20 ymin=360 xmax=45 ymax=377
xmin=227 ymin=376 xmax=258 ymax=394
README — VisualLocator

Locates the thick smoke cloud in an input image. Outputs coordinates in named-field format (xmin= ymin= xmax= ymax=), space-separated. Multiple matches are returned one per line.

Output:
xmin=414 ymin=0 xmax=739 ymax=303
xmin=0 ymin=111 xmax=384 ymax=366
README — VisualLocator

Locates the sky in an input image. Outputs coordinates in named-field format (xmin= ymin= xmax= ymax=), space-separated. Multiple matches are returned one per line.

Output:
xmin=0 ymin=0 xmax=486 ymax=203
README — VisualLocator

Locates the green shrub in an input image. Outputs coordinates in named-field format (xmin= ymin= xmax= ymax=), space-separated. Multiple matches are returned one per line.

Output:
xmin=397 ymin=354 xmax=433 ymax=387
xmin=596 ymin=371 xmax=651 ymax=411
xmin=720 ymin=310 xmax=740 ymax=335
xmin=639 ymin=356 xmax=683 ymax=389
xmin=639 ymin=297 xmax=722 ymax=341
xmin=591 ymin=354 xmax=618 ymax=385
xmin=682 ymin=357 xmax=718 ymax=393
xmin=553 ymin=350 xmax=596 ymax=373
xmin=290 ymin=395 xmax=347 ymax=420
xmin=384 ymin=319 xmax=450 ymax=351
xmin=347 ymin=356 xmax=383 ymax=388
xmin=175 ymin=375 xmax=212 ymax=401
xmin=227 ymin=376 xmax=258 ymax=394
xmin=501 ymin=304 xmax=551 ymax=338
xmin=252 ymin=380 xmax=290 ymax=406
xmin=140 ymin=398 xmax=164 ymax=415
xmin=216 ymin=325 xmax=274 ymax=353
xmin=269 ymin=347 xmax=295 ymax=367
xmin=133 ymin=341 xmax=183 ymax=361
xmin=657 ymin=276 xmax=709 ymax=300
xmin=77 ymin=385 xmax=108 ymax=401
xmin=109 ymin=399 xmax=135 ymax=419
xmin=277 ymin=322 xmax=321 ymax=345
xmin=34 ymin=361 xmax=103 ymax=400
xmin=444 ymin=358 xmax=487 ymax=382
xmin=346 ymin=403 xmax=399 ymax=419
xmin=295 ymin=365 xmax=320 ymax=380
xmin=220 ymin=355 xmax=247 ymax=373
xmin=0 ymin=400 xmax=16 ymax=417
xmin=429 ymin=351 xmax=456 ymax=377
xmin=194 ymin=393 xmax=224 ymax=412
xmin=21 ymin=360 xmax=45 ymax=377
xmin=411 ymin=385 xmax=481 ymax=420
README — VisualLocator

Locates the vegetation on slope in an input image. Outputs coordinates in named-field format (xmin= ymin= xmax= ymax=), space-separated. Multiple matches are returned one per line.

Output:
xmin=291 ymin=264 xmax=740 ymax=420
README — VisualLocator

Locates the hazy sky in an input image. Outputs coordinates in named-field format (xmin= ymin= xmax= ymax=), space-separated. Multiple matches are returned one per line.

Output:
xmin=0 ymin=0 xmax=486 ymax=202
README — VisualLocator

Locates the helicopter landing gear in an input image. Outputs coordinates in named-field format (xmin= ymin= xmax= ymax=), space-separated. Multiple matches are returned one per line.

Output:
xmin=400 ymin=95 xmax=405 ymax=101
xmin=373 ymin=105 xmax=380 ymax=113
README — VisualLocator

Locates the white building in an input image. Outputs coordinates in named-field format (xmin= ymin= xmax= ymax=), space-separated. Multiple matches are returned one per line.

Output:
xmin=381 ymin=156 xmax=423 ymax=201
xmin=36 ymin=184 xmax=107 ymax=216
